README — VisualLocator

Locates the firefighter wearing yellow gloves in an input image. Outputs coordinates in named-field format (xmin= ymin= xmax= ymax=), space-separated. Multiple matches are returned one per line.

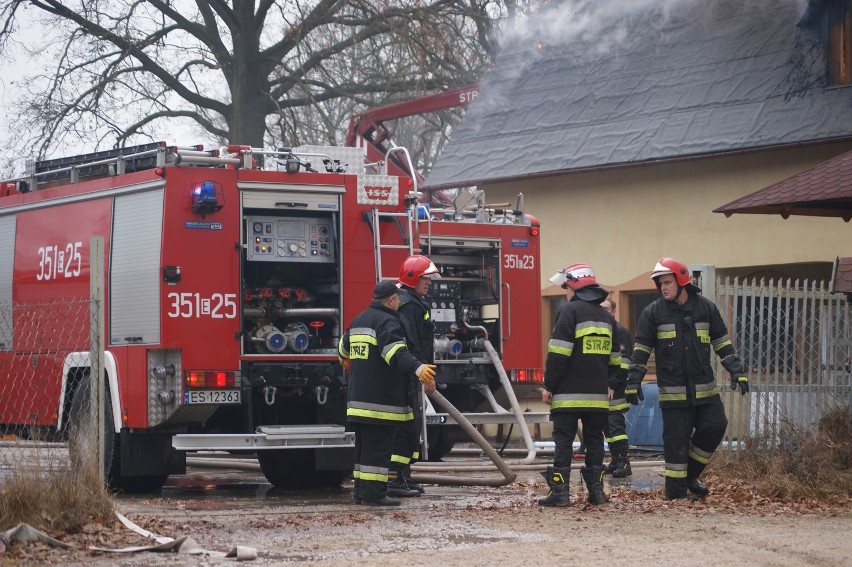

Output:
xmin=626 ymin=258 xmax=749 ymax=500
xmin=389 ymin=254 xmax=441 ymax=496
xmin=339 ymin=280 xmax=436 ymax=506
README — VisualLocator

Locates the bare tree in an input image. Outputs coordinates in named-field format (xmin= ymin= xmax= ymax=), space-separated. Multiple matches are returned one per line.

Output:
xmin=0 ymin=0 xmax=527 ymax=161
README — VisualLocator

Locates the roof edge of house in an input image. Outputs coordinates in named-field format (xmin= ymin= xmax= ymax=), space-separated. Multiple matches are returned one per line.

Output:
xmin=422 ymin=136 xmax=852 ymax=191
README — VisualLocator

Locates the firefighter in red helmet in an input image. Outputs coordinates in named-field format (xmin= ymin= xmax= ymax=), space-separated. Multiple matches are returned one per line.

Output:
xmin=626 ymin=258 xmax=749 ymax=500
xmin=538 ymin=263 xmax=625 ymax=506
xmin=387 ymin=254 xmax=441 ymax=497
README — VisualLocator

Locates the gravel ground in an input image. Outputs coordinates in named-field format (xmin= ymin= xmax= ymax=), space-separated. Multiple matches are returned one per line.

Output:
xmin=2 ymin=458 xmax=850 ymax=566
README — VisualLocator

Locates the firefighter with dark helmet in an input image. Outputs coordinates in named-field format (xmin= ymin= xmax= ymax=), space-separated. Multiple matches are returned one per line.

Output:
xmin=338 ymin=280 xmax=437 ymax=506
xmin=601 ymin=297 xmax=634 ymax=478
xmin=626 ymin=257 xmax=749 ymax=500
xmin=538 ymin=263 xmax=625 ymax=506
xmin=387 ymin=254 xmax=441 ymax=496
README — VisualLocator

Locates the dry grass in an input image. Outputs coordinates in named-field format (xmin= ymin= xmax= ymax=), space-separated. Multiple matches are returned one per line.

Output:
xmin=0 ymin=456 xmax=115 ymax=533
xmin=709 ymin=405 xmax=852 ymax=500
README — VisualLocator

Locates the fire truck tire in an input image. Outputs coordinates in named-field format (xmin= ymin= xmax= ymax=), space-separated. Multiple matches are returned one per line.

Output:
xmin=425 ymin=426 xmax=456 ymax=462
xmin=68 ymin=372 xmax=168 ymax=493
xmin=256 ymin=448 xmax=346 ymax=488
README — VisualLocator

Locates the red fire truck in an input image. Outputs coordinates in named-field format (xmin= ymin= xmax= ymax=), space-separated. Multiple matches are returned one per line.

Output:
xmin=0 ymin=141 xmax=542 ymax=491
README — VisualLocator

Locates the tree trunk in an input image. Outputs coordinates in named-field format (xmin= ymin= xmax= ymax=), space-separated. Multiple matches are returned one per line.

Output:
xmin=228 ymin=93 xmax=269 ymax=147
xmin=228 ymin=2 xmax=271 ymax=148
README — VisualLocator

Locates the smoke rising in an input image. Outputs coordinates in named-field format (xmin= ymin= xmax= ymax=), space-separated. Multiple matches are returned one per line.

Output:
xmin=504 ymin=0 xmax=809 ymax=57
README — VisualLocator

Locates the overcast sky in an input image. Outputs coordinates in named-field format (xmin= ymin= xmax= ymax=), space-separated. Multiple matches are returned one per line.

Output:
xmin=0 ymin=7 xmax=200 ymax=178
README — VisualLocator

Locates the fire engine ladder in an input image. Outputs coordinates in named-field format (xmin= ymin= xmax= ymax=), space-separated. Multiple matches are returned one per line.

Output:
xmin=369 ymin=146 xmax=427 ymax=281
xmin=369 ymin=205 xmax=418 ymax=281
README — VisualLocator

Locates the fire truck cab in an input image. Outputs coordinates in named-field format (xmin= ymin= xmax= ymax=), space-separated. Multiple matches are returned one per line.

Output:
xmin=0 ymin=142 xmax=542 ymax=491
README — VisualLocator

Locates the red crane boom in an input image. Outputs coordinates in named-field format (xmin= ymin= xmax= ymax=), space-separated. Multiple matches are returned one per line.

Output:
xmin=346 ymin=85 xmax=480 ymax=188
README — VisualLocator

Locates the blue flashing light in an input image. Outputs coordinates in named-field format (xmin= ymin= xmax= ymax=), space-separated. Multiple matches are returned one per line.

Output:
xmin=191 ymin=180 xmax=224 ymax=213
xmin=195 ymin=181 xmax=218 ymax=203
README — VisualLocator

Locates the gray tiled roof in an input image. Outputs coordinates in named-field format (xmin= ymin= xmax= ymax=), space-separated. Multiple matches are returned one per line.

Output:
xmin=425 ymin=0 xmax=852 ymax=189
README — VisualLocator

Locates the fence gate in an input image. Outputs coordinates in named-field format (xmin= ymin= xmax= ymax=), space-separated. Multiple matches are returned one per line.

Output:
xmin=714 ymin=276 xmax=851 ymax=448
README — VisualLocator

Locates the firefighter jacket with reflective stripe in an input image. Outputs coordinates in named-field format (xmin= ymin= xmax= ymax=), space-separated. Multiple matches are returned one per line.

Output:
xmin=398 ymin=285 xmax=435 ymax=362
xmin=339 ymin=301 xmax=423 ymax=425
xmin=627 ymin=292 xmax=745 ymax=408
xmin=609 ymin=321 xmax=633 ymax=412
xmin=544 ymin=297 xmax=625 ymax=413
xmin=397 ymin=284 xmax=434 ymax=414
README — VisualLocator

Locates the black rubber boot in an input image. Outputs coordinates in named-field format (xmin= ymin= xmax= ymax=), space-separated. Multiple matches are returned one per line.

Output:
xmin=537 ymin=466 xmax=570 ymax=507
xmin=686 ymin=459 xmax=710 ymax=496
xmin=605 ymin=442 xmax=619 ymax=475
xmin=665 ymin=476 xmax=698 ymax=501
xmin=361 ymin=496 xmax=401 ymax=507
xmin=402 ymin=465 xmax=425 ymax=494
xmin=580 ymin=465 xmax=607 ymax=505
xmin=611 ymin=442 xmax=632 ymax=478
xmin=387 ymin=466 xmax=420 ymax=497
xmin=687 ymin=477 xmax=710 ymax=496
xmin=353 ymin=478 xmax=361 ymax=505
xmin=387 ymin=478 xmax=421 ymax=497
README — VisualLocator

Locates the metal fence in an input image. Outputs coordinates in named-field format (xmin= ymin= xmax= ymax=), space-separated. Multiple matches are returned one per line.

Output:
xmin=0 ymin=236 xmax=105 ymax=490
xmin=0 ymin=297 xmax=103 ymax=484
xmin=715 ymin=277 xmax=852 ymax=448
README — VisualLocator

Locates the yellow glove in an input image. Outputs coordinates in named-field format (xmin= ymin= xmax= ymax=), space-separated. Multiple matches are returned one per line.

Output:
xmin=416 ymin=364 xmax=437 ymax=384
xmin=338 ymin=357 xmax=350 ymax=370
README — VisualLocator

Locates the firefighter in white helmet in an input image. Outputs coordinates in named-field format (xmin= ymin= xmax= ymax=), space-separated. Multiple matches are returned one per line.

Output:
xmin=626 ymin=258 xmax=749 ymax=500
xmin=386 ymin=255 xmax=441 ymax=497
xmin=538 ymin=263 xmax=625 ymax=506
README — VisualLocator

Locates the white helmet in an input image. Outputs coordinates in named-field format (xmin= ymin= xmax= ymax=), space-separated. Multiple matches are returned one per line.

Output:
xmin=549 ymin=263 xmax=608 ymax=302
xmin=549 ymin=263 xmax=597 ymax=290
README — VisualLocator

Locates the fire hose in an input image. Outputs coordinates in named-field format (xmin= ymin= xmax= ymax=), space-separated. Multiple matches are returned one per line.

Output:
xmin=414 ymin=333 xmax=539 ymax=474
xmin=409 ymin=389 xmax=517 ymax=487
xmin=480 ymin=337 xmax=536 ymax=464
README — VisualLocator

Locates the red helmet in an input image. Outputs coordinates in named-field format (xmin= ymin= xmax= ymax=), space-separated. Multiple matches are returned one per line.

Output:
xmin=549 ymin=263 xmax=598 ymax=291
xmin=651 ymin=257 xmax=692 ymax=288
xmin=398 ymin=255 xmax=441 ymax=288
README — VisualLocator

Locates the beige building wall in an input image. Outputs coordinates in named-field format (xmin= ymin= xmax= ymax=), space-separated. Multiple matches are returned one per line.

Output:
xmin=481 ymin=142 xmax=852 ymax=292
xmin=477 ymin=143 xmax=852 ymax=442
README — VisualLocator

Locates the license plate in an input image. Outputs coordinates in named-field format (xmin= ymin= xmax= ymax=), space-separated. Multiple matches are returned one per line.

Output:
xmin=186 ymin=389 xmax=241 ymax=405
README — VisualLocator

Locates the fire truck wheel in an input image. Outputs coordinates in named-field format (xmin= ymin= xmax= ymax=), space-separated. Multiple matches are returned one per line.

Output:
xmin=68 ymin=372 xmax=117 ymax=478
xmin=68 ymin=372 xmax=168 ymax=493
xmin=425 ymin=426 xmax=456 ymax=462
xmin=257 ymin=448 xmax=346 ymax=488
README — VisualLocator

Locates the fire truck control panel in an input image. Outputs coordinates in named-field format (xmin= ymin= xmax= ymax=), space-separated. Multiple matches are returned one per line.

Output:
xmin=246 ymin=215 xmax=336 ymax=262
